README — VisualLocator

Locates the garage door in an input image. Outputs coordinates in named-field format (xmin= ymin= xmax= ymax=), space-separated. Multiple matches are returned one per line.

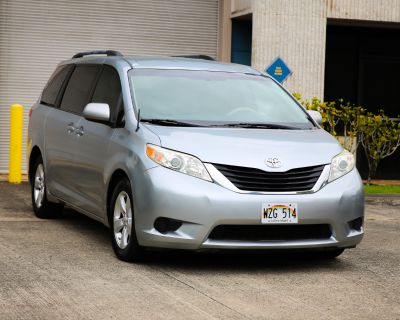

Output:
xmin=0 ymin=0 xmax=219 ymax=173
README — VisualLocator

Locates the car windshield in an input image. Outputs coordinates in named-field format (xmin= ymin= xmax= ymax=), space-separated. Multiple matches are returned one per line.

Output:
xmin=129 ymin=69 xmax=314 ymax=129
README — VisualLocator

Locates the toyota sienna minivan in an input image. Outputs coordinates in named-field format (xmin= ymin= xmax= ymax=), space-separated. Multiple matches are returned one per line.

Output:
xmin=28 ymin=50 xmax=364 ymax=261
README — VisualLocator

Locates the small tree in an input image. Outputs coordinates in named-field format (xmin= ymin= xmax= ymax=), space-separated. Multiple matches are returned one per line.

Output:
xmin=359 ymin=112 xmax=400 ymax=184
xmin=336 ymin=100 xmax=365 ymax=154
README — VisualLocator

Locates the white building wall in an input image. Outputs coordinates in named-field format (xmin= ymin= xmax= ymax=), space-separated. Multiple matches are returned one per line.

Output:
xmin=252 ymin=0 xmax=327 ymax=100
xmin=327 ymin=0 xmax=400 ymax=22
xmin=251 ymin=0 xmax=400 ymax=100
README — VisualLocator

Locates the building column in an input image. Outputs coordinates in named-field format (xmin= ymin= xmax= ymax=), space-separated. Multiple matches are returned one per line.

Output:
xmin=218 ymin=0 xmax=232 ymax=62
xmin=252 ymin=0 xmax=328 ymax=100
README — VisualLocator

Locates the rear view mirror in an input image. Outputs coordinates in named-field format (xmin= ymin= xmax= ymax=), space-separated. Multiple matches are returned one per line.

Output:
xmin=83 ymin=103 xmax=110 ymax=122
xmin=307 ymin=110 xmax=323 ymax=126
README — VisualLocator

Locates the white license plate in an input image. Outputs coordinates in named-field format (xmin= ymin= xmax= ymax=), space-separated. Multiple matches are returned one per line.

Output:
xmin=261 ymin=203 xmax=298 ymax=224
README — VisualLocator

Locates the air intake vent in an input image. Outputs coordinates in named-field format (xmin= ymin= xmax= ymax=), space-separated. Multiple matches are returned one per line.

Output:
xmin=212 ymin=163 xmax=326 ymax=192
xmin=208 ymin=224 xmax=332 ymax=241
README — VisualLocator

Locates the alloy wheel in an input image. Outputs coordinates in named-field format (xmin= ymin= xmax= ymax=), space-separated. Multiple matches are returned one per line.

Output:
xmin=34 ymin=164 xmax=45 ymax=208
xmin=113 ymin=191 xmax=133 ymax=249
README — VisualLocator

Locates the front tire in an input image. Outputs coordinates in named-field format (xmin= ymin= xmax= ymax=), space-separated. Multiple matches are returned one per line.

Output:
xmin=109 ymin=178 xmax=144 ymax=262
xmin=30 ymin=156 xmax=64 ymax=219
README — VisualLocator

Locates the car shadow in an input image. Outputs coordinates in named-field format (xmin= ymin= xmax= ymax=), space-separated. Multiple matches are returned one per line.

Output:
xmin=144 ymin=249 xmax=351 ymax=273
xmin=59 ymin=207 xmax=352 ymax=273
xmin=57 ymin=207 xmax=111 ymax=246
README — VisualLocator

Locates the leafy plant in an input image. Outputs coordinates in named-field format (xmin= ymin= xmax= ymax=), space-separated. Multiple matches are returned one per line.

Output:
xmin=336 ymin=100 xmax=365 ymax=153
xmin=359 ymin=112 xmax=400 ymax=183
xmin=293 ymin=93 xmax=338 ymax=135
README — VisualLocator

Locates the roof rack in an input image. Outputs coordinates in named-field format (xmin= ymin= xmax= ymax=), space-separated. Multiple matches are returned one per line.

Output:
xmin=172 ymin=55 xmax=215 ymax=61
xmin=72 ymin=50 xmax=123 ymax=59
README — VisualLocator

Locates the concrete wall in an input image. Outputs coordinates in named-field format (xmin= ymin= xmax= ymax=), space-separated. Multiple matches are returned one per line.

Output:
xmin=231 ymin=0 xmax=251 ymax=17
xmin=249 ymin=0 xmax=400 ymax=100
xmin=252 ymin=0 xmax=326 ymax=99
xmin=327 ymin=0 xmax=400 ymax=22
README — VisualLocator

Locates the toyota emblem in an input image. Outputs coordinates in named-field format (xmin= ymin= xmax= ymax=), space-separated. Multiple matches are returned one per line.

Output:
xmin=265 ymin=157 xmax=282 ymax=168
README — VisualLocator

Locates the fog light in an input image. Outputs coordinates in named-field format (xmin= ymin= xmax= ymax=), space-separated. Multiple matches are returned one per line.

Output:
xmin=348 ymin=217 xmax=363 ymax=231
xmin=154 ymin=217 xmax=183 ymax=234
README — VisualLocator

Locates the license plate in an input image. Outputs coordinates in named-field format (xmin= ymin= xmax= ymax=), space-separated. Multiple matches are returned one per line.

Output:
xmin=261 ymin=203 xmax=298 ymax=224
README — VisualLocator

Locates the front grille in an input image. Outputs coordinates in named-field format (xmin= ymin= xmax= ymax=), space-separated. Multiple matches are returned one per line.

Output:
xmin=212 ymin=163 xmax=326 ymax=192
xmin=208 ymin=224 xmax=332 ymax=241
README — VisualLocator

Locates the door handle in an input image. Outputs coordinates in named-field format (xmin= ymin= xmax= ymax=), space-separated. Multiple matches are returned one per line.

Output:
xmin=75 ymin=126 xmax=84 ymax=136
xmin=67 ymin=122 xmax=76 ymax=134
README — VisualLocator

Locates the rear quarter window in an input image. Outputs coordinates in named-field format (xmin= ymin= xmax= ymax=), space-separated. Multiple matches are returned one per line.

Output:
xmin=40 ymin=65 xmax=73 ymax=107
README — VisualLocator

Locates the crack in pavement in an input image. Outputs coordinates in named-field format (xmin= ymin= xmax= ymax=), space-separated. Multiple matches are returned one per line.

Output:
xmin=147 ymin=265 xmax=252 ymax=320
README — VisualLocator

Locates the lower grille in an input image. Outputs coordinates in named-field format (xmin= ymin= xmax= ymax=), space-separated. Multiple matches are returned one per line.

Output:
xmin=212 ymin=163 xmax=326 ymax=192
xmin=208 ymin=224 xmax=332 ymax=241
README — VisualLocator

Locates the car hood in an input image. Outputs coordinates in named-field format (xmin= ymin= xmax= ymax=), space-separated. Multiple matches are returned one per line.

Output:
xmin=144 ymin=125 xmax=342 ymax=171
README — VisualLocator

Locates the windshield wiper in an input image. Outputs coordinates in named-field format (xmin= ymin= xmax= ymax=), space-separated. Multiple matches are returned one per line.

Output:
xmin=140 ymin=118 xmax=203 ymax=127
xmin=209 ymin=123 xmax=301 ymax=129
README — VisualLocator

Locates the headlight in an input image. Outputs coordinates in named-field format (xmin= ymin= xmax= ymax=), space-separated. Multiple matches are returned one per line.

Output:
xmin=328 ymin=149 xmax=355 ymax=182
xmin=146 ymin=144 xmax=212 ymax=182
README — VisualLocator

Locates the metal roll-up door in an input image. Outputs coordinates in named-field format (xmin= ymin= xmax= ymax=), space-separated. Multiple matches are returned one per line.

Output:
xmin=0 ymin=0 xmax=219 ymax=173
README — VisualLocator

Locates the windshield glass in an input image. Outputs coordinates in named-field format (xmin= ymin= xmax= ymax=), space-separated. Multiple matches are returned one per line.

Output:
xmin=129 ymin=69 xmax=314 ymax=129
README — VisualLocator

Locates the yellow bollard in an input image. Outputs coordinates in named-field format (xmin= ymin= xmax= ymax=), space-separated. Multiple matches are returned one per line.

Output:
xmin=8 ymin=104 xmax=24 ymax=183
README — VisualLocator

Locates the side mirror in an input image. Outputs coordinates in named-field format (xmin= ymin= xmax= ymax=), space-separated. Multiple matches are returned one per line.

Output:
xmin=307 ymin=110 xmax=323 ymax=126
xmin=83 ymin=103 xmax=110 ymax=122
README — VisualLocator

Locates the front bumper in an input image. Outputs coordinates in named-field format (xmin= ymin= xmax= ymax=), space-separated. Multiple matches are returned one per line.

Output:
xmin=133 ymin=166 xmax=364 ymax=250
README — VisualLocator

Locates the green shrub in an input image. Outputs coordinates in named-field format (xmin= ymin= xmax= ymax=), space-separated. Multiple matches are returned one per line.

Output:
xmin=358 ymin=112 xmax=400 ymax=183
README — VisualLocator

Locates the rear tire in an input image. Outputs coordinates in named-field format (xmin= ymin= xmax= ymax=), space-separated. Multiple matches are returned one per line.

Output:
xmin=30 ymin=155 xmax=64 ymax=219
xmin=109 ymin=178 xmax=144 ymax=262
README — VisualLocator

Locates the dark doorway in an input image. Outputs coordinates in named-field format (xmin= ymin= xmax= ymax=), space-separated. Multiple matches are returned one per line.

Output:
xmin=231 ymin=14 xmax=252 ymax=66
xmin=324 ymin=23 xmax=400 ymax=179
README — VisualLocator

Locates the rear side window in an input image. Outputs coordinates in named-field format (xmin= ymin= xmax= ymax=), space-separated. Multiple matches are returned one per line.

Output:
xmin=60 ymin=65 xmax=101 ymax=114
xmin=41 ymin=65 xmax=73 ymax=107
xmin=91 ymin=65 xmax=123 ymax=124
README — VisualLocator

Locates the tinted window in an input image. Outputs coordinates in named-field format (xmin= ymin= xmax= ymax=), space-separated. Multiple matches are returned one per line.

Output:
xmin=60 ymin=65 xmax=101 ymax=114
xmin=41 ymin=65 xmax=72 ymax=107
xmin=92 ymin=66 xmax=123 ymax=124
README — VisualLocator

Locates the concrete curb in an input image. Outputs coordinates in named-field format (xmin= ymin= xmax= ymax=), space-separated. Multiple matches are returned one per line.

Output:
xmin=0 ymin=174 xmax=28 ymax=182
xmin=365 ymin=194 xmax=400 ymax=206
xmin=365 ymin=194 xmax=400 ymax=198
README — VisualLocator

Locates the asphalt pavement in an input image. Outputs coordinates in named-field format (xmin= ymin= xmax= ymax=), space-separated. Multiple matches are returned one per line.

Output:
xmin=0 ymin=182 xmax=399 ymax=320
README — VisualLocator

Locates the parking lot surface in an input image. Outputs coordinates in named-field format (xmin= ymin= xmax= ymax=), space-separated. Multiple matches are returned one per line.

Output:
xmin=0 ymin=182 xmax=399 ymax=320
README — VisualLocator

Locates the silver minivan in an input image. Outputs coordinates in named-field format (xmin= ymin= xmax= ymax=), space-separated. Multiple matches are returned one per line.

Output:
xmin=28 ymin=50 xmax=364 ymax=261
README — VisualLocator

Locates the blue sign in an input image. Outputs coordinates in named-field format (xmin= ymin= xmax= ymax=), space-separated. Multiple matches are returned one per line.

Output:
xmin=265 ymin=57 xmax=292 ymax=83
